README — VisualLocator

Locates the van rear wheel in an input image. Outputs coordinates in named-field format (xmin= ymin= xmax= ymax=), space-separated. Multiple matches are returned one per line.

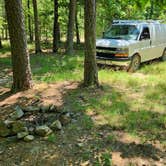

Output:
xmin=161 ymin=49 xmax=166 ymax=61
xmin=128 ymin=54 xmax=141 ymax=72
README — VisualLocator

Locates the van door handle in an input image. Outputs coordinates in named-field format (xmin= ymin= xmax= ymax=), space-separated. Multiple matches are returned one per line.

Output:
xmin=150 ymin=40 xmax=152 ymax=46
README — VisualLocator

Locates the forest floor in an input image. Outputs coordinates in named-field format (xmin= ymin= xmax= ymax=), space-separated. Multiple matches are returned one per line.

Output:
xmin=0 ymin=42 xmax=166 ymax=166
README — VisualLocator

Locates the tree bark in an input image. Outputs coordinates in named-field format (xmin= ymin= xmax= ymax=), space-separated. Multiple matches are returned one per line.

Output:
xmin=150 ymin=0 xmax=154 ymax=19
xmin=75 ymin=5 xmax=80 ymax=44
xmin=65 ymin=0 xmax=76 ymax=55
xmin=5 ymin=24 xmax=8 ymax=40
xmin=84 ymin=0 xmax=99 ymax=87
xmin=5 ymin=0 xmax=33 ymax=92
xmin=32 ymin=0 xmax=41 ymax=53
xmin=27 ymin=0 xmax=33 ymax=42
xmin=2 ymin=29 xmax=5 ymax=40
xmin=53 ymin=0 xmax=59 ymax=53
xmin=0 ymin=37 xmax=2 ymax=49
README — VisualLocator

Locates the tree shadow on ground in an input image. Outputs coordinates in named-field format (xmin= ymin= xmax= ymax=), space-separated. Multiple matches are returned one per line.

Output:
xmin=0 ymin=83 xmax=165 ymax=165
xmin=0 ymin=48 xmax=165 ymax=165
xmin=97 ymin=124 xmax=163 ymax=159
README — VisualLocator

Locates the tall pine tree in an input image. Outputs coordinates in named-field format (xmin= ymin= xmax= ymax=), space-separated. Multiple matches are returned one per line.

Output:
xmin=5 ymin=0 xmax=33 ymax=92
xmin=84 ymin=0 xmax=99 ymax=87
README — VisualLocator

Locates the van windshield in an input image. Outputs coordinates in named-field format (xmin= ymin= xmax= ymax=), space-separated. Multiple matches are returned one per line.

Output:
xmin=103 ymin=25 xmax=140 ymax=40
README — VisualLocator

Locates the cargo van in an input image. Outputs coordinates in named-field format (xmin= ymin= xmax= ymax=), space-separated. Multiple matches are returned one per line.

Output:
xmin=96 ymin=20 xmax=166 ymax=71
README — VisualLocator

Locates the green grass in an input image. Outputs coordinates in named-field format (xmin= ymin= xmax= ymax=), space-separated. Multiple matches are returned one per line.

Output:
xmin=31 ymin=53 xmax=84 ymax=82
xmin=0 ymin=41 xmax=166 ymax=144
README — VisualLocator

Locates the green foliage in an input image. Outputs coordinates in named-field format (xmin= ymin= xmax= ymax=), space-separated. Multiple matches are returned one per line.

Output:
xmin=47 ymin=133 xmax=56 ymax=143
xmin=0 ymin=0 xmax=7 ymax=38
xmin=94 ymin=152 xmax=112 ymax=166
xmin=31 ymin=52 xmax=83 ymax=82
xmin=96 ymin=0 xmax=166 ymax=36
xmin=2 ymin=0 xmax=166 ymax=41
xmin=80 ymin=115 xmax=94 ymax=130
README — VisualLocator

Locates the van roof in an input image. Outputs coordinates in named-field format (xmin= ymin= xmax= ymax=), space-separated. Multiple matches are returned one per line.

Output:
xmin=113 ymin=20 xmax=161 ymax=25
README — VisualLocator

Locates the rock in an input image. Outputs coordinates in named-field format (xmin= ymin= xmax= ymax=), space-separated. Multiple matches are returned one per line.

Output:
xmin=11 ymin=121 xmax=27 ymax=134
xmin=4 ymin=120 xmax=14 ymax=128
xmin=76 ymin=143 xmax=84 ymax=148
xmin=50 ymin=120 xmax=62 ymax=130
xmin=6 ymin=136 xmax=18 ymax=142
xmin=59 ymin=113 xmax=71 ymax=125
xmin=80 ymin=161 xmax=90 ymax=166
xmin=49 ymin=105 xmax=57 ymax=112
xmin=40 ymin=105 xmax=50 ymax=112
xmin=24 ymin=135 xmax=35 ymax=142
xmin=0 ymin=149 xmax=5 ymax=155
xmin=17 ymin=131 xmax=29 ymax=139
xmin=35 ymin=125 xmax=52 ymax=136
xmin=10 ymin=106 xmax=24 ymax=120
xmin=28 ymin=127 xmax=35 ymax=135
xmin=23 ymin=106 xmax=39 ymax=112
xmin=0 ymin=121 xmax=11 ymax=137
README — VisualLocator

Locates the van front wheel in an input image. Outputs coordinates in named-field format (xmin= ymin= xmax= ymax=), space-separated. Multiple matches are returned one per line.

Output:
xmin=127 ymin=54 xmax=141 ymax=72
xmin=161 ymin=49 xmax=166 ymax=61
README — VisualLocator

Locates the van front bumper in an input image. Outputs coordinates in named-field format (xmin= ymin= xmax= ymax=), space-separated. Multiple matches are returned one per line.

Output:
xmin=96 ymin=56 xmax=131 ymax=66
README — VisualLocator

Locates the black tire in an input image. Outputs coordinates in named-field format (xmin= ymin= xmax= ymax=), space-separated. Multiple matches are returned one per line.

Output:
xmin=128 ymin=54 xmax=141 ymax=72
xmin=161 ymin=49 xmax=166 ymax=61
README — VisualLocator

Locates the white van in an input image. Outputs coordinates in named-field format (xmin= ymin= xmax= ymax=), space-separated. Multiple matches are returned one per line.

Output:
xmin=96 ymin=20 xmax=166 ymax=71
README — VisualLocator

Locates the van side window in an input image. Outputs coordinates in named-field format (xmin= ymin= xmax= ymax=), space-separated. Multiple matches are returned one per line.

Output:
xmin=140 ymin=27 xmax=150 ymax=40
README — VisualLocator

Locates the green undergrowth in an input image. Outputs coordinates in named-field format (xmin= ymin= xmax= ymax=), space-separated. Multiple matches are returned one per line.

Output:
xmin=65 ymin=85 xmax=166 ymax=143
xmin=0 ymin=42 xmax=166 ymax=144
xmin=31 ymin=52 xmax=84 ymax=82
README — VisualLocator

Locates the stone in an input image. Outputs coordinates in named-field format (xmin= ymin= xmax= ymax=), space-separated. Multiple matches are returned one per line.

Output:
xmin=17 ymin=131 xmax=29 ymax=139
xmin=11 ymin=121 xmax=27 ymax=134
xmin=59 ymin=113 xmax=71 ymax=125
xmin=40 ymin=105 xmax=50 ymax=112
xmin=49 ymin=105 xmax=57 ymax=112
xmin=4 ymin=120 xmax=15 ymax=128
xmin=23 ymin=106 xmax=39 ymax=112
xmin=6 ymin=136 xmax=18 ymax=142
xmin=0 ymin=121 xmax=11 ymax=137
xmin=50 ymin=120 xmax=62 ymax=130
xmin=35 ymin=125 xmax=52 ymax=136
xmin=24 ymin=135 xmax=35 ymax=142
xmin=10 ymin=106 xmax=24 ymax=120
xmin=28 ymin=127 xmax=35 ymax=135
xmin=76 ymin=143 xmax=84 ymax=148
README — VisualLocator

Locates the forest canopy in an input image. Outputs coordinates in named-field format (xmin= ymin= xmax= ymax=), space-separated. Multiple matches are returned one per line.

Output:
xmin=1 ymin=0 xmax=166 ymax=42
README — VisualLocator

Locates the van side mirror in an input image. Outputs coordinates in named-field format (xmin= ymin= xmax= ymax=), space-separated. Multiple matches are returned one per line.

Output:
xmin=140 ymin=35 xmax=145 ymax=40
xmin=140 ymin=34 xmax=150 ymax=40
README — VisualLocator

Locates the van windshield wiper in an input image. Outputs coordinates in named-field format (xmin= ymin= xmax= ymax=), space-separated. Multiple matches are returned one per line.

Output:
xmin=103 ymin=36 xmax=123 ymax=39
xmin=110 ymin=36 xmax=123 ymax=39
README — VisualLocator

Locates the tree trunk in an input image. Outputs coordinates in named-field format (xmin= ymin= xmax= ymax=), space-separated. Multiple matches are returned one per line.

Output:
xmin=65 ymin=0 xmax=76 ymax=55
xmin=84 ymin=0 xmax=99 ymax=87
xmin=32 ymin=0 xmax=41 ymax=53
xmin=2 ymin=29 xmax=5 ymax=39
xmin=58 ymin=23 xmax=60 ymax=42
xmin=4 ymin=0 xmax=33 ymax=92
xmin=5 ymin=24 xmax=8 ymax=40
xmin=75 ymin=5 xmax=80 ymax=44
xmin=0 ymin=37 xmax=2 ymax=49
xmin=27 ymin=0 xmax=33 ymax=42
xmin=53 ymin=0 xmax=59 ymax=53
xmin=150 ymin=0 xmax=154 ymax=19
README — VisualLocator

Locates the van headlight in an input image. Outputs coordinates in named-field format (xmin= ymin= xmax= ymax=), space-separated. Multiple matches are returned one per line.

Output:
xmin=115 ymin=48 xmax=129 ymax=57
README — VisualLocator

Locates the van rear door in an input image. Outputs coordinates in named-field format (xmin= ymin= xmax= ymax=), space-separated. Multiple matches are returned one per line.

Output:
xmin=150 ymin=24 xmax=165 ymax=59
